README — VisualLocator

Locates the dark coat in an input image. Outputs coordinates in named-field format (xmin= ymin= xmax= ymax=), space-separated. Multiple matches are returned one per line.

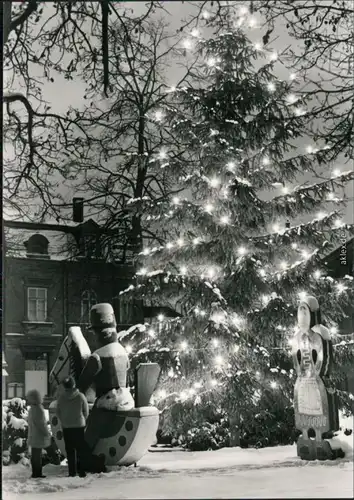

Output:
xmin=56 ymin=388 xmax=89 ymax=429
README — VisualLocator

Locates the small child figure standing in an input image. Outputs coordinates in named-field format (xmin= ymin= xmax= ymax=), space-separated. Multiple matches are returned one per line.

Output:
xmin=56 ymin=376 xmax=89 ymax=477
xmin=27 ymin=389 xmax=51 ymax=479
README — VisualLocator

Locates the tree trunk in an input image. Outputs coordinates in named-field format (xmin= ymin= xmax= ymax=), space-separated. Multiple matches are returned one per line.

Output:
xmin=3 ymin=2 xmax=12 ymax=45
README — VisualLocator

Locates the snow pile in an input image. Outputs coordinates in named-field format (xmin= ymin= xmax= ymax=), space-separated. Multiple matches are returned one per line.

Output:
xmin=325 ymin=411 xmax=354 ymax=459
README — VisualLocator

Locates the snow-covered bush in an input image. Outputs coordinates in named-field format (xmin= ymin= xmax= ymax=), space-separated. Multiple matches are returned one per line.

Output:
xmin=239 ymin=405 xmax=298 ymax=449
xmin=183 ymin=420 xmax=231 ymax=451
xmin=2 ymin=398 xmax=28 ymax=465
xmin=2 ymin=398 xmax=63 ymax=466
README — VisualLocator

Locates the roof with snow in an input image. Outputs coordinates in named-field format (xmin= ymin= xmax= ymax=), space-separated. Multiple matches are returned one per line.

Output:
xmin=3 ymin=219 xmax=135 ymax=263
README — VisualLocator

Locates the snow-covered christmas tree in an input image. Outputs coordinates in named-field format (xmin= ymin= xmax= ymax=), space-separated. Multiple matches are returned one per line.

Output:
xmin=120 ymin=11 xmax=354 ymax=449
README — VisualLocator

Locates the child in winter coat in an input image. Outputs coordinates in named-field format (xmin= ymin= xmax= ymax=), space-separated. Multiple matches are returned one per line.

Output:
xmin=26 ymin=389 xmax=51 ymax=478
xmin=56 ymin=376 xmax=89 ymax=477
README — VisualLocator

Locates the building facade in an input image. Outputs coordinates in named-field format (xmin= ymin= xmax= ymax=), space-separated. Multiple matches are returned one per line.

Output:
xmin=3 ymin=218 xmax=140 ymax=401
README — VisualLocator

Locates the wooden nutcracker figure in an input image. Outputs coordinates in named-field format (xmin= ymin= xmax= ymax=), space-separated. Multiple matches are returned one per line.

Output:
xmin=292 ymin=296 xmax=343 ymax=460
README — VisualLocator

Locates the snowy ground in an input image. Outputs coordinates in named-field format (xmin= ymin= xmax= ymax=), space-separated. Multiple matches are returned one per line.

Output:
xmin=3 ymin=442 xmax=353 ymax=500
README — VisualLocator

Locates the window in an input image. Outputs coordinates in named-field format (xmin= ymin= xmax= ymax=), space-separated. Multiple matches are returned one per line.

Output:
xmin=81 ymin=290 xmax=97 ymax=323
xmin=27 ymin=287 xmax=47 ymax=322
xmin=25 ymin=234 xmax=49 ymax=258
xmin=80 ymin=235 xmax=101 ymax=259
xmin=7 ymin=382 xmax=24 ymax=399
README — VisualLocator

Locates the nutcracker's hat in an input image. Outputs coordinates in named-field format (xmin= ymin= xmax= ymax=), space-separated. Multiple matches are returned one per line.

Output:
xmin=301 ymin=295 xmax=321 ymax=328
xmin=90 ymin=303 xmax=118 ymax=342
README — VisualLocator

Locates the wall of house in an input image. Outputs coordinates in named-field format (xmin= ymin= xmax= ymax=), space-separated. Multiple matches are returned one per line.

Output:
xmin=4 ymin=255 xmax=136 ymax=398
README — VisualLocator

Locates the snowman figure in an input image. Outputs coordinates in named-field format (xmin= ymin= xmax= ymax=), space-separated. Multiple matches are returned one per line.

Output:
xmin=292 ymin=295 xmax=342 ymax=460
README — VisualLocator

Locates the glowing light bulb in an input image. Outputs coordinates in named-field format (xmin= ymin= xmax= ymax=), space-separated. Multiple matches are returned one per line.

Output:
xmin=306 ymin=145 xmax=314 ymax=154
xmin=267 ymin=82 xmax=276 ymax=92
xmin=148 ymin=328 xmax=155 ymax=338
xmin=226 ymin=161 xmax=235 ymax=171
xmin=239 ymin=6 xmax=249 ymax=16
xmin=180 ymin=266 xmax=187 ymax=275
xmin=270 ymin=381 xmax=277 ymax=389
xmin=172 ymin=196 xmax=180 ymax=205
xmin=182 ymin=38 xmax=193 ymax=50
xmin=125 ymin=345 xmax=133 ymax=354
xmin=237 ymin=246 xmax=246 ymax=256
xmin=336 ymin=283 xmax=346 ymax=294
xmin=200 ymin=310 xmax=206 ymax=317
xmin=259 ymin=269 xmax=266 ymax=277
xmin=154 ymin=110 xmax=164 ymax=121
xmin=207 ymin=57 xmax=216 ymax=67
xmin=157 ymin=314 xmax=165 ymax=322
xmin=143 ymin=248 xmax=150 ymax=255
xmin=291 ymin=242 xmax=298 ymax=250
xmin=159 ymin=149 xmax=168 ymax=160
xmin=207 ymin=267 xmax=215 ymax=278
xmin=210 ymin=177 xmax=220 ymax=188
xmin=181 ymin=340 xmax=188 ymax=350
xmin=212 ymin=339 xmax=219 ymax=347
xmin=262 ymin=295 xmax=270 ymax=305
xmin=330 ymin=326 xmax=338 ymax=335
xmin=313 ymin=270 xmax=322 ymax=279
xmin=193 ymin=237 xmax=200 ymax=245
xmin=215 ymin=355 xmax=223 ymax=365
xmin=220 ymin=215 xmax=230 ymax=225
xmin=333 ymin=168 xmax=341 ymax=177
xmin=269 ymin=51 xmax=278 ymax=61
xmin=191 ymin=28 xmax=200 ymax=37
xmin=202 ymin=10 xmax=211 ymax=19
xmin=248 ymin=16 xmax=257 ymax=28
xmin=166 ymin=242 xmax=174 ymax=249
xmin=286 ymin=93 xmax=298 ymax=104
xmin=282 ymin=186 xmax=289 ymax=194
xmin=334 ymin=219 xmax=343 ymax=228
xmin=301 ymin=250 xmax=311 ymax=260
xmin=204 ymin=203 xmax=214 ymax=213
xmin=177 ymin=238 xmax=184 ymax=247
xmin=254 ymin=42 xmax=262 ymax=51
xmin=289 ymin=73 xmax=297 ymax=81
xmin=262 ymin=156 xmax=270 ymax=166
xmin=295 ymin=108 xmax=305 ymax=116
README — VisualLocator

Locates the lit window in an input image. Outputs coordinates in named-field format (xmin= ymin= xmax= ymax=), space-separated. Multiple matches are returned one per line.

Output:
xmin=27 ymin=287 xmax=47 ymax=322
xmin=81 ymin=290 xmax=97 ymax=323
xmin=7 ymin=382 xmax=24 ymax=399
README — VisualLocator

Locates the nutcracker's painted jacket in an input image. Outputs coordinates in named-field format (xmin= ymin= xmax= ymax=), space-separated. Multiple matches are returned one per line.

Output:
xmin=78 ymin=341 xmax=130 ymax=399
